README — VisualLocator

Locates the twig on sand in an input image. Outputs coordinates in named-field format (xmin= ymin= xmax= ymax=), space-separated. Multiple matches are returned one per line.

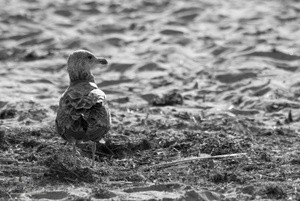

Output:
xmin=140 ymin=153 xmax=247 ymax=171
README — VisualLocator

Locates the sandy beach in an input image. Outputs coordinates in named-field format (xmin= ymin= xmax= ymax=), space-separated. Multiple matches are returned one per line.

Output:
xmin=0 ymin=0 xmax=300 ymax=200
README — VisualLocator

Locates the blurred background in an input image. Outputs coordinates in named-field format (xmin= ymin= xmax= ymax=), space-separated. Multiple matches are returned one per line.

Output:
xmin=0 ymin=0 xmax=300 ymax=128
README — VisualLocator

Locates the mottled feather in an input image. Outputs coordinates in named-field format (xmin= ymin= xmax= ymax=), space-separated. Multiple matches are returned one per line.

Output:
xmin=56 ymin=81 xmax=111 ymax=142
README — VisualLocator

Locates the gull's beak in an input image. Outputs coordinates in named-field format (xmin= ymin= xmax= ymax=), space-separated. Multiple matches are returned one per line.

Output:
xmin=97 ymin=58 xmax=108 ymax=65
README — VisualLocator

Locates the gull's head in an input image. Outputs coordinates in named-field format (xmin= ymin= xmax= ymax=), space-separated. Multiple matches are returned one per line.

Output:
xmin=67 ymin=50 xmax=107 ymax=72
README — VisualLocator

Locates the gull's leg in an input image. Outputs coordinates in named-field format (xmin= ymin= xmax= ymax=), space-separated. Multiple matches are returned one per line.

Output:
xmin=91 ymin=142 xmax=97 ymax=167
xmin=72 ymin=140 xmax=77 ymax=166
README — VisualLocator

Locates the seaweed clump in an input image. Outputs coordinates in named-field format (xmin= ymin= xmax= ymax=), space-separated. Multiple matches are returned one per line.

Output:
xmin=152 ymin=91 xmax=183 ymax=106
xmin=43 ymin=152 xmax=95 ymax=183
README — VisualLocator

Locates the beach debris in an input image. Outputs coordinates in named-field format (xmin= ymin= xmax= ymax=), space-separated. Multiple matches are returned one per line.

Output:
xmin=152 ymin=91 xmax=183 ymax=106
xmin=140 ymin=153 xmax=247 ymax=171
xmin=22 ymin=49 xmax=53 ymax=61
xmin=0 ymin=108 xmax=17 ymax=119
xmin=56 ymin=50 xmax=110 ymax=167
xmin=284 ymin=110 xmax=293 ymax=124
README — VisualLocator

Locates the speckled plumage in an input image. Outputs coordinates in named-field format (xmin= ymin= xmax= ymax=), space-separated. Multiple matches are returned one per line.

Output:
xmin=55 ymin=50 xmax=110 ymax=166
xmin=56 ymin=82 xmax=110 ymax=142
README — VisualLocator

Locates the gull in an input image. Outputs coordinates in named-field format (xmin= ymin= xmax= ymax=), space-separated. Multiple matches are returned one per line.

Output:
xmin=56 ymin=49 xmax=110 ymax=167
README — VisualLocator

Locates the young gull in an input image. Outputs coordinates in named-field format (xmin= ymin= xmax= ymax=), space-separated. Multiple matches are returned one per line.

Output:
xmin=56 ymin=49 xmax=110 ymax=167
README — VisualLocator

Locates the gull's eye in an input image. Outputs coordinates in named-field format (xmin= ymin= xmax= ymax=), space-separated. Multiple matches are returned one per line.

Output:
xmin=87 ymin=55 xmax=93 ymax=60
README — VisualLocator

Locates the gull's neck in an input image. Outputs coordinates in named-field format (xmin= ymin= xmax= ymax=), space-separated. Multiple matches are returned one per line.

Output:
xmin=68 ymin=68 xmax=95 ymax=85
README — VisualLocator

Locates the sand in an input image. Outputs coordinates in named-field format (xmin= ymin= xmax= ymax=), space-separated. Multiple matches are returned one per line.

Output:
xmin=0 ymin=0 xmax=300 ymax=200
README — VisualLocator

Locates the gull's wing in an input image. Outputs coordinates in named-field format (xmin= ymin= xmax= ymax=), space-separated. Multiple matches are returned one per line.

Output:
xmin=56 ymin=83 xmax=110 ymax=141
